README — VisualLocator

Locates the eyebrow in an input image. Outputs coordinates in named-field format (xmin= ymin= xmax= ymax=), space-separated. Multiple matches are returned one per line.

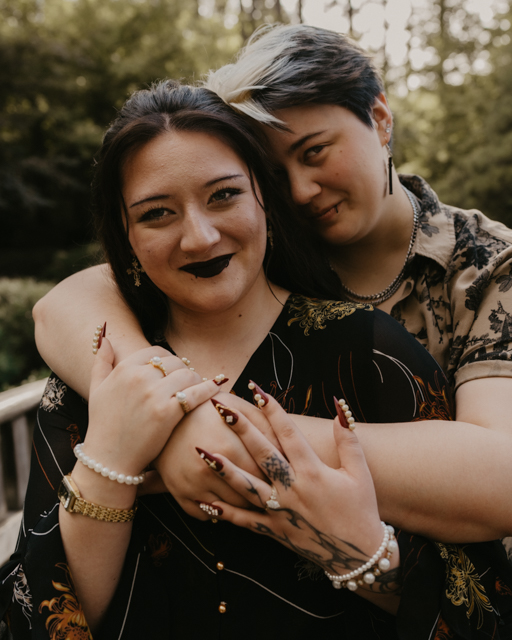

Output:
xmin=288 ymin=131 xmax=327 ymax=155
xmin=128 ymin=174 xmax=244 ymax=209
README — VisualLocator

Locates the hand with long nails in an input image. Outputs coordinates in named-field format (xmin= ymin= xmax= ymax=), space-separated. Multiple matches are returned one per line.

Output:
xmin=85 ymin=341 xmax=227 ymax=490
xmin=154 ymin=396 xmax=270 ymax=519
xmin=195 ymin=386 xmax=401 ymax=612
xmin=152 ymin=389 xmax=287 ymax=520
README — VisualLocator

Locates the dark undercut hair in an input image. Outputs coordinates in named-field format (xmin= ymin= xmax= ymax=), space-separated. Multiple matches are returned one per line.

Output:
xmin=206 ymin=24 xmax=384 ymax=129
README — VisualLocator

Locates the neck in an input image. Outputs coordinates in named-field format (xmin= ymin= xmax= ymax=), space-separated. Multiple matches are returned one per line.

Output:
xmin=165 ymin=274 xmax=289 ymax=382
xmin=330 ymin=179 xmax=416 ymax=295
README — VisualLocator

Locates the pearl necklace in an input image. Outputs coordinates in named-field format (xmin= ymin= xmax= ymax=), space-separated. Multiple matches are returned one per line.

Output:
xmin=338 ymin=187 xmax=419 ymax=306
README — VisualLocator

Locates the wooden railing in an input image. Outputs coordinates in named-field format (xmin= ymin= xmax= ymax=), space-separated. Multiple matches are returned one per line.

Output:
xmin=0 ymin=378 xmax=47 ymax=564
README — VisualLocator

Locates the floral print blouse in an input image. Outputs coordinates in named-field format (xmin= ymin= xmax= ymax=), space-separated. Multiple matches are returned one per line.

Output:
xmin=1 ymin=296 xmax=512 ymax=639
xmin=394 ymin=175 xmax=512 ymax=391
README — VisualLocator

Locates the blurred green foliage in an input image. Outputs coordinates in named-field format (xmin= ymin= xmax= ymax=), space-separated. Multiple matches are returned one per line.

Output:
xmin=391 ymin=3 xmax=512 ymax=227
xmin=0 ymin=278 xmax=53 ymax=390
xmin=2 ymin=0 xmax=512 ymax=388
xmin=0 ymin=0 xmax=258 ymax=279
xmin=0 ymin=0 xmax=284 ymax=388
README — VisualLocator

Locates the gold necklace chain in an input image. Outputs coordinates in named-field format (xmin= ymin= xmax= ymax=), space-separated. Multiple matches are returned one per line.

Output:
xmin=339 ymin=187 xmax=419 ymax=305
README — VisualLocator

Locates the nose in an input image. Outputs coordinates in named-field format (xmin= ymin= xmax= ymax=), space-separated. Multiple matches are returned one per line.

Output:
xmin=287 ymin=168 xmax=322 ymax=206
xmin=179 ymin=211 xmax=221 ymax=255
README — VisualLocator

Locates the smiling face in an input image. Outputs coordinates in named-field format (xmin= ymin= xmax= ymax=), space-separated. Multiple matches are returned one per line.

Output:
xmin=265 ymin=98 xmax=393 ymax=248
xmin=122 ymin=129 xmax=268 ymax=316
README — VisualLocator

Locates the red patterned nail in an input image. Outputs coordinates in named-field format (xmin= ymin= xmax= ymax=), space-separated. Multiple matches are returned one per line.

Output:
xmin=333 ymin=396 xmax=350 ymax=429
xmin=194 ymin=500 xmax=223 ymax=517
xmin=213 ymin=375 xmax=229 ymax=387
xmin=195 ymin=447 xmax=224 ymax=472
xmin=210 ymin=399 xmax=239 ymax=425
xmin=98 ymin=322 xmax=107 ymax=350
xmin=248 ymin=380 xmax=269 ymax=407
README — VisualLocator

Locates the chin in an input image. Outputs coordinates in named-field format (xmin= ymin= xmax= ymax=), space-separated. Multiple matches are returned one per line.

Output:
xmin=171 ymin=288 xmax=244 ymax=315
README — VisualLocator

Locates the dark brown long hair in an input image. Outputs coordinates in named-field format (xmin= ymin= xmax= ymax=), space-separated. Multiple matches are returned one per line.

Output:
xmin=92 ymin=80 xmax=340 ymax=339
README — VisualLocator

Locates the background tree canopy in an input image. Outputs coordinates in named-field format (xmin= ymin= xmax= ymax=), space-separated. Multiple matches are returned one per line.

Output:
xmin=1 ymin=0 xmax=511 ymax=388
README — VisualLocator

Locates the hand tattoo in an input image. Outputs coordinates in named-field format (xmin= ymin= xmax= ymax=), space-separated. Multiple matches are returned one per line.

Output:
xmin=261 ymin=454 xmax=294 ymax=489
xmin=253 ymin=509 xmax=401 ymax=596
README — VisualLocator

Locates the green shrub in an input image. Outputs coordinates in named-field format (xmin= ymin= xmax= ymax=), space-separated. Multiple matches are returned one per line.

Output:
xmin=0 ymin=278 xmax=54 ymax=390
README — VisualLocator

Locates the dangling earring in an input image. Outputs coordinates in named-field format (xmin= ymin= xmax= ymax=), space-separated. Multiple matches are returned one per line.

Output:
xmin=267 ymin=221 xmax=274 ymax=250
xmin=385 ymin=123 xmax=393 ymax=196
xmin=127 ymin=256 xmax=145 ymax=287
xmin=386 ymin=144 xmax=393 ymax=196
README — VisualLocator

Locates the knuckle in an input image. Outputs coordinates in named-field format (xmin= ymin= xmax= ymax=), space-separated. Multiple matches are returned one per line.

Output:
xmin=183 ymin=369 xmax=202 ymax=386
xmin=279 ymin=422 xmax=295 ymax=440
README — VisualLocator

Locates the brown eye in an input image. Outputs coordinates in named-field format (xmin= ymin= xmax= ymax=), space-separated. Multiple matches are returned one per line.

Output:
xmin=140 ymin=207 xmax=172 ymax=222
xmin=304 ymin=145 xmax=326 ymax=161
xmin=209 ymin=187 xmax=242 ymax=204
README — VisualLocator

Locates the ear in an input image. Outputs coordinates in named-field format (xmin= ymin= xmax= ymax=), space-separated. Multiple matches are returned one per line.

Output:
xmin=371 ymin=92 xmax=393 ymax=146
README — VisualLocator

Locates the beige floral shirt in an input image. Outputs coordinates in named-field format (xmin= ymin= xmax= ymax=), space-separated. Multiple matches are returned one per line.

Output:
xmin=392 ymin=175 xmax=512 ymax=391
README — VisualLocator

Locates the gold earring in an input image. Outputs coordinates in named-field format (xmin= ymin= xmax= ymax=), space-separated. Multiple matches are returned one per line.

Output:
xmin=127 ymin=256 xmax=145 ymax=287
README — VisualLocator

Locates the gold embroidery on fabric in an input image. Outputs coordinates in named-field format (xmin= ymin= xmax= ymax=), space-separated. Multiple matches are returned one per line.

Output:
xmin=40 ymin=377 xmax=67 ymax=413
xmin=412 ymin=372 xmax=453 ymax=422
xmin=436 ymin=543 xmax=493 ymax=629
xmin=39 ymin=563 xmax=92 ymax=640
xmin=66 ymin=424 xmax=81 ymax=450
xmin=433 ymin=617 xmax=456 ymax=639
xmin=149 ymin=532 xmax=172 ymax=567
xmin=496 ymin=575 xmax=512 ymax=597
xmin=287 ymin=296 xmax=373 ymax=336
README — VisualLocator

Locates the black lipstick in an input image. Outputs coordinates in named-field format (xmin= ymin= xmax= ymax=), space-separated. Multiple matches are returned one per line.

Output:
xmin=180 ymin=254 xmax=232 ymax=278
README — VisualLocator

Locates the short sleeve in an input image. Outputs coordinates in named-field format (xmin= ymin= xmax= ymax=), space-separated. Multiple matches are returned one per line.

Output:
xmin=449 ymin=220 xmax=512 ymax=388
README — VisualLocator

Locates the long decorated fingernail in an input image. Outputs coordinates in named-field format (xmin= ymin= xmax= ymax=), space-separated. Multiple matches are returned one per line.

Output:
xmin=92 ymin=322 xmax=106 ymax=355
xmin=98 ymin=322 xmax=107 ymax=349
xmin=333 ymin=396 xmax=356 ymax=430
xmin=195 ymin=447 xmax=224 ymax=472
xmin=211 ymin=399 xmax=239 ymax=425
xmin=213 ymin=374 xmax=229 ymax=387
xmin=194 ymin=500 xmax=223 ymax=517
xmin=248 ymin=380 xmax=269 ymax=407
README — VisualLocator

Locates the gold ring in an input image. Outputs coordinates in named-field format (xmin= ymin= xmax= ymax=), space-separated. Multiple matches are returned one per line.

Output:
xmin=176 ymin=391 xmax=191 ymax=414
xmin=148 ymin=356 xmax=167 ymax=377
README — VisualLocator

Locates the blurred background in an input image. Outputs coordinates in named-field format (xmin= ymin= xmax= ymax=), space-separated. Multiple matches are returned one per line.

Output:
xmin=1 ymin=0 xmax=511 ymax=390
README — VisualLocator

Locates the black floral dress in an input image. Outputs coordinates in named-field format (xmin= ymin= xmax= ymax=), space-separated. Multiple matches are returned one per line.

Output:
xmin=1 ymin=296 xmax=512 ymax=639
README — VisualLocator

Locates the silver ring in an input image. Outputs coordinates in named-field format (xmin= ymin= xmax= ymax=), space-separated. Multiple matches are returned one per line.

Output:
xmin=176 ymin=391 xmax=191 ymax=415
xmin=266 ymin=485 xmax=281 ymax=510
xmin=148 ymin=356 xmax=167 ymax=377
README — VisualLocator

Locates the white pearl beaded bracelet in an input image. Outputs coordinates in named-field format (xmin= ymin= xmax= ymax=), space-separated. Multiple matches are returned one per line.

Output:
xmin=74 ymin=443 xmax=145 ymax=485
xmin=324 ymin=522 xmax=397 ymax=591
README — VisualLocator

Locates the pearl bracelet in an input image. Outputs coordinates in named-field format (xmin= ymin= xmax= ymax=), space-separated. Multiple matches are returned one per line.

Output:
xmin=324 ymin=522 xmax=397 ymax=591
xmin=74 ymin=443 xmax=145 ymax=485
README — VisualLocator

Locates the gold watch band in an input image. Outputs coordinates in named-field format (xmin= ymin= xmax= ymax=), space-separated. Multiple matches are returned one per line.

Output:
xmin=73 ymin=496 xmax=137 ymax=522
xmin=58 ymin=474 xmax=137 ymax=523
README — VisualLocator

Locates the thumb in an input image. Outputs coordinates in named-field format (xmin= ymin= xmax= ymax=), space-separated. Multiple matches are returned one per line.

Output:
xmin=333 ymin=417 xmax=369 ymax=476
xmin=90 ymin=335 xmax=115 ymax=396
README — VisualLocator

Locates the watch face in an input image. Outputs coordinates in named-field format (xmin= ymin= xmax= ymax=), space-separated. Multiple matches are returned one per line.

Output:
xmin=58 ymin=482 xmax=71 ymax=509
xmin=58 ymin=476 xmax=78 ymax=511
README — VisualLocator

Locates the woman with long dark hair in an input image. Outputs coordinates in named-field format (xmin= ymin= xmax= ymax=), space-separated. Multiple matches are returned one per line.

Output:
xmin=3 ymin=79 xmax=511 ymax=639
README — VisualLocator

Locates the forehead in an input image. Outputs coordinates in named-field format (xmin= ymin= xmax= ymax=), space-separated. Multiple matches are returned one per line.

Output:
xmin=122 ymin=130 xmax=247 ymax=199
xmin=264 ymin=104 xmax=362 ymax=156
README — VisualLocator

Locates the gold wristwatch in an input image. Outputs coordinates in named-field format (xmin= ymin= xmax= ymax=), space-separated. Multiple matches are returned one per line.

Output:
xmin=58 ymin=474 xmax=137 ymax=523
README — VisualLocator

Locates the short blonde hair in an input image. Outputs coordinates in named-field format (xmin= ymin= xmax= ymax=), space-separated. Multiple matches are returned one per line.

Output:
xmin=204 ymin=24 xmax=383 ymax=129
